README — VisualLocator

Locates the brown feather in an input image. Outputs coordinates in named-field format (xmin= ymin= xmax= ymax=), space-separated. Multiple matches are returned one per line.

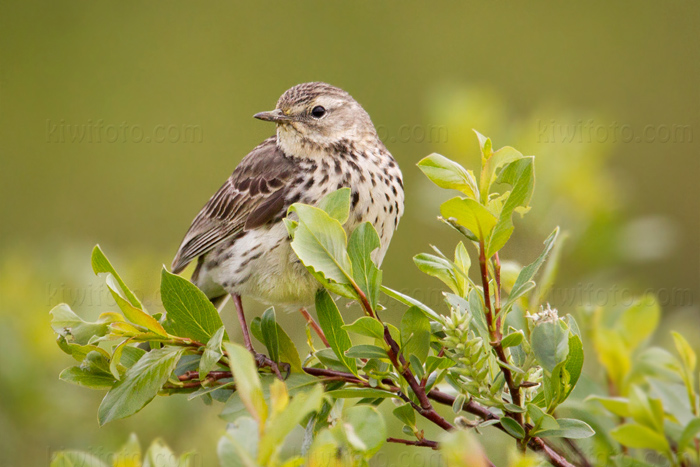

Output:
xmin=171 ymin=136 xmax=297 ymax=273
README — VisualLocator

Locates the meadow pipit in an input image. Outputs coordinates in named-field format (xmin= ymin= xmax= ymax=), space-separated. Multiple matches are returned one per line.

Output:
xmin=172 ymin=82 xmax=404 ymax=375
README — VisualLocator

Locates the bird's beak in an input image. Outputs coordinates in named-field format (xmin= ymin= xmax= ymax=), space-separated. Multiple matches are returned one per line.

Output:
xmin=253 ymin=109 xmax=293 ymax=123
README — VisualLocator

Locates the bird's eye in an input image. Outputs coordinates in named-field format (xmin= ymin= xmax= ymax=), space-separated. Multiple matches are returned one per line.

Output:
xmin=311 ymin=106 xmax=326 ymax=118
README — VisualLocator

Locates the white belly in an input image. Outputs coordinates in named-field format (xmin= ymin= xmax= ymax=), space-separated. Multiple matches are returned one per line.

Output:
xmin=196 ymin=151 xmax=404 ymax=310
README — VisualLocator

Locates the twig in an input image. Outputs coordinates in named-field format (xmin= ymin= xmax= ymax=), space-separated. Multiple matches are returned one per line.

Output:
xmin=352 ymin=282 xmax=378 ymax=320
xmin=479 ymin=240 xmax=524 ymax=429
xmin=386 ymin=437 xmax=439 ymax=450
xmin=299 ymin=307 xmax=330 ymax=347
xmin=178 ymin=370 xmax=231 ymax=382
xmin=428 ymin=389 xmax=576 ymax=467
xmin=383 ymin=326 xmax=454 ymax=431
xmin=563 ymin=438 xmax=593 ymax=467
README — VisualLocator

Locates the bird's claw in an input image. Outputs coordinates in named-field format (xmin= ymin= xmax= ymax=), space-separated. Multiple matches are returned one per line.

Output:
xmin=254 ymin=353 xmax=291 ymax=380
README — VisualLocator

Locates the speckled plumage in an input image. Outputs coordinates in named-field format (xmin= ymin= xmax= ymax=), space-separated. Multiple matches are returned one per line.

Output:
xmin=172 ymin=82 xmax=404 ymax=311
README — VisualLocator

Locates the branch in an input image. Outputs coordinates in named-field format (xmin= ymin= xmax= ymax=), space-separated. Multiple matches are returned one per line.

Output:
xmin=302 ymin=368 xmax=576 ymax=467
xmin=428 ymin=389 xmax=577 ymax=467
xmin=386 ymin=437 xmax=439 ymax=450
xmin=383 ymin=326 xmax=454 ymax=431
xmin=479 ymin=240 xmax=524 ymax=428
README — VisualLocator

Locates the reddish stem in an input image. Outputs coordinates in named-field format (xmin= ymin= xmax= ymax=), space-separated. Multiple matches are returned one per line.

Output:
xmin=386 ymin=437 xmax=439 ymax=450
xmin=299 ymin=307 xmax=330 ymax=347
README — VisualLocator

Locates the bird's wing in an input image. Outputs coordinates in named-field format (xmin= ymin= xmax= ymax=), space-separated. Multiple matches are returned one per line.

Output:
xmin=171 ymin=137 xmax=298 ymax=273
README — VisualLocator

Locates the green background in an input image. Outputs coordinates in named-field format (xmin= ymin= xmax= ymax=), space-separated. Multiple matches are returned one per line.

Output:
xmin=1 ymin=1 xmax=698 ymax=465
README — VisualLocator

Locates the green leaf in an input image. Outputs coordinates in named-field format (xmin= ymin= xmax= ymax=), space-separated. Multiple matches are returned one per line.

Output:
xmin=440 ymin=197 xmax=498 ymax=241
xmin=594 ymin=328 xmax=631 ymax=390
xmin=531 ymin=320 xmax=569 ymax=374
xmin=220 ymin=374 xmax=317 ymax=422
xmin=326 ymin=387 xmax=394 ymax=399
xmin=417 ymin=153 xmax=478 ymax=199
xmin=317 ymin=187 xmax=351 ymax=224
xmin=258 ymin=384 xmax=324 ymax=464
xmin=343 ymin=405 xmax=387 ymax=455
xmin=586 ymin=396 xmax=632 ymax=418
xmin=620 ymin=295 xmax=660 ymax=351
xmin=486 ymin=157 xmax=534 ymax=257
xmin=260 ymin=308 xmax=280 ymax=364
xmin=413 ymin=253 xmax=459 ymax=293
xmin=533 ymin=231 xmax=567 ymax=307
xmin=480 ymin=146 xmax=526 ymax=201
xmin=342 ymin=317 xmax=385 ymax=340
xmin=426 ymin=356 xmax=456 ymax=374
xmin=392 ymin=402 xmax=416 ymax=427
xmin=510 ymin=227 xmax=559 ymax=301
xmin=50 ymin=304 xmax=123 ymax=345
xmin=673 ymin=331 xmax=697 ymax=372
xmin=679 ymin=417 xmax=700 ymax=452
xmin=400 ymin=306 xmax=431 ymax=362
xmin=536 ymin=419 xmax=595 ymax=439
xmin=51 ymin=451 xmax=109 ymax=467
xmin=121 ymin=346 xmax=146 ymax=369
xmin=160 ymin=268 xmax=225 ymax=343
xmin=348 ymin=222 xmax=382 ymax=309
xmin=288 ymin=203 xmax=353 ymax=285
xmin=274 ymin=323 xmax=303 ymax=374
xmin=109 ymin=338 xmax=133 ymax=379
xmin=315 ymin=289 xmax=357 ymax=376
xmin=188 ymin=381 xmax=234 ymax=401
xmin=143 ymin=439 xmax=187 ymax=467
xmin=672 ymin=331 xmax=698 ymax=415
xmin=527 ymin=403 xmax=560 ymax=432
xmin=563 ymin=333 xmax=584 ymax=400
xmin=223 ymin=342 xmax=268 ymax=425
xmin=501 ymin=330 xmax=524 ymax=348
xmin=610 ymin=424 xmax=670 ymax=452
xmin=91 ymin=245 xmax=143 ymax=309
xmin=59 ymin=365 xmax=115 ymax=389
xmin=56 ymin=336 xmax=110 ymax=361
xmin=345 ymin=345 xmax=388 ymax=359
xmin=200 ymin=326 xmax=225 ymax=380
xmin=217 ymin=417 xmax=259 ymax=467
xmin=104 ymin=274 xmax=167 ymax=336
xmin=98 ymin=346 xmax=185 ymax=425
xmin=250 ymin=318 xmax=303 ymax=373
xmin=113 ymin=434 xmax=141 ymax=467
xmin=467 ymin=289 xmax=490 ymax=342
xmin=474 ymin=129 xmax=493 ymax=159
xmin=503 ymin=281 xmax=536 ymax=312
xmin=500 ymin=416 xmax=526 ymax=439
xmin=628 ymin=385 xmax=665 ymax=433
xmin=381 ymin=285 xmax=442 ymax=322
xmin=454 ymin=241 xmax=472 ymax=296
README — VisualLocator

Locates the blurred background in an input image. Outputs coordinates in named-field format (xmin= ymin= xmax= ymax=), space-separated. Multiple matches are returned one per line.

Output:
xmin=1 ymin=1 xmax=698 ymax=465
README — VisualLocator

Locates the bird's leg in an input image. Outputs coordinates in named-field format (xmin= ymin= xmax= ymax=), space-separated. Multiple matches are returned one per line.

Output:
xmin=299 ymin=307 xmax=330 ymax=347
xmin=231 ymin=294 xmax=289 ymax=379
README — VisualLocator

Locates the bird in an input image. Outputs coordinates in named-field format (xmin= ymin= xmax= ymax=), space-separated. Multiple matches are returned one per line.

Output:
xmin=171 ymin=82 xmax=404 ymax=376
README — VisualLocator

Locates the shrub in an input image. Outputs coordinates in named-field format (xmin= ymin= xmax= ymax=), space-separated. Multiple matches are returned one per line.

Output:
xmin=50 ymin=132 xmax=700 ymax=467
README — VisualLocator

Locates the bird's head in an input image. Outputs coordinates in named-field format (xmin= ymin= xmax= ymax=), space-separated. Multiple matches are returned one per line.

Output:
xmin=254 ymin=82 xmax=377 ymax=158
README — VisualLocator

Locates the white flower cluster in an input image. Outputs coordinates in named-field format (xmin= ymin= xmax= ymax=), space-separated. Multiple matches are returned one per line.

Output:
xmin=526 ymin=303 xmax=560 ymax=324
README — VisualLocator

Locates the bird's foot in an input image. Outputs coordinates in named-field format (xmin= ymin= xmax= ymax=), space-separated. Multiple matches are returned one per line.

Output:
xmin=254 ymin=353 xmax=291 ymax=380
